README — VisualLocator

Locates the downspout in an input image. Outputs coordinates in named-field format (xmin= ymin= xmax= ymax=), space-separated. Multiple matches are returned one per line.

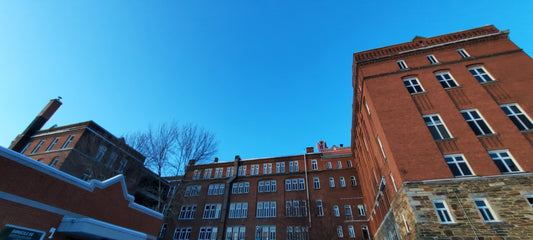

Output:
xmin=303 ymin=151 xmax=312 ymax=232
xmin=218 ymin=155 xmax=240 ymax=240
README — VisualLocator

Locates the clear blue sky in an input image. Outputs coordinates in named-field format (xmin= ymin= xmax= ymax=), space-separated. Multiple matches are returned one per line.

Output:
xmin=1 ymin=1 xmax=533 ymax=163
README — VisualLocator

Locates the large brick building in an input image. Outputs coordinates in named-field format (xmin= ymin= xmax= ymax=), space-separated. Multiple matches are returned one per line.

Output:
xmin=351 ymin=25 xmax=533 ymax=239
xmin=160 ymin=144 xmax=370 ymax=240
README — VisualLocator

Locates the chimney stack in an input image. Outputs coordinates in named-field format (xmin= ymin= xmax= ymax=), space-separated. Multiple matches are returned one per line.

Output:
xmin=340 ymin=144 xmax=344 ymax=148
xmin=214 ymin=157 xmax=219 ymax=163
xmin=306 ymin=147 xmax=314 ymax=153
xmin=10 ymin=98 xmax=62 ymax=152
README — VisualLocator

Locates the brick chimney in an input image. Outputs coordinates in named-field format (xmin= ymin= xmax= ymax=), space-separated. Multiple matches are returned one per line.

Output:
xmin=306 ymin=147 xmax=314 ymax=153
xmin=214 ymin=157 xmax=219 ymax=163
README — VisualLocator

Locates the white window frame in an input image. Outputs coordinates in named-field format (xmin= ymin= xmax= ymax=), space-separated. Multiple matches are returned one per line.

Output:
xmin=337 ymin=226 xmax=344 ymax=238
xmin=444 ymin=154 xmax=474 ymax=177
xmin=340 ymin=177 xmax=346 ymax=187
xmin=403 ymin=77 xmax=425 ymax=94
xmin=397 ymin=60 xmax=408 ymax=69
xmin=500 ymin=103 xmax=533 ymax=131
xmin=468 ymin=66 xmax=495 ymax=83
xmin=311 ymin=160 xmax=318 ymax=170
xmin=316 ymin=200 xmax=324 ymax=216
xmin=474 ymin=198 xmax=497 ymax=222
xmin=427 ymin=54 xmax=438 ymax=64
xmin=32 ymin=140 xmax=45 ymax=154
xmin=336 ymin=161 xmax=342 ymax=169
xmin=350 ymin=176 xmax=357 ymax=186
xmin=345 ymin=205 xmax=353 ymax=218
xmin=251 ymin=165 xmax=259 ymax=175
xmin=327 ymin=162 xmax=332 ymax=169
xmin=457 ymin=48 xmax=470 ymax=58
xmin=435 ymin=72 xmax=459 ymax=89
xmin=377 ymin=135 xmax=387 ymax=159
xmin=94 ymin=146 xmax=107 ymax=162
xmin=423 ymin=114 xmax=453 ymax=140
xmin=348 ymin=225 xmax=356 ymax=238
xmin=461 ymin=109 xmax=494 ymax=135
xmin=433 ymin=200 xmax=454 ymax=223
xmin=488 ymin=150 xmax=522 ymax=173
xmin=329 ymin=177 xmax=335 ymax=188
xmin=46 ymin=137 xmax=59 ymax=151
xmin=313 ymin=177 xmax=320 ymax=189
xmin=333 ymin=205 xmax=340 ymax=217
xmin=358 ymin=204 xmax=366 ymax=216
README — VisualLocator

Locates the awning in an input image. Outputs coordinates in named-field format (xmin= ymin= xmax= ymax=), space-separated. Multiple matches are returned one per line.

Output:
xmin=57 ymin=217 xmax=147 ymax=240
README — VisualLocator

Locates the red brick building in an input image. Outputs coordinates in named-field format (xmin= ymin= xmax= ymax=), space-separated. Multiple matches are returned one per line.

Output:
xmin=0 ymin=145 xmax=163 ymax=240
xmin=160 ymin=144 xmax=370 ymax=240
xmin=351 ymin=25 xmax=533 ymax=239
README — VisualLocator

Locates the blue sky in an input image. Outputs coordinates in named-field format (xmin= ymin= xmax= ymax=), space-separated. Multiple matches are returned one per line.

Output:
xmin=1 ymin=1 xmax=533 ymax=163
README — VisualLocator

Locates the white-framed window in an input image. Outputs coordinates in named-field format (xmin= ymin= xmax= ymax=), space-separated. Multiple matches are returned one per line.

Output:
xmin=61 ymin=135 xmax=75 ymax=149
xmin=208 ymin=183 xmax=225 ymax=195
xmin=286 ymin=226 xmax=308 ymax=240
xmin=225 ymin=226 xmax=245 ymax=240
xmin=435 ymin=72 xmax=459 ymax=89
xmin=427 ymin=54 xmax=438 ymax=64
xmin=232 ymin=182 xmax=249 ymax=194
xmin=358 ymin=204 xmax=366 ymax=216
xmin=474 ymin=198 xmax=497 ymax=222
xmin=337 ymin=161 xmax=342 ymax=168
xmin=285 ymin=178 xmax=305 ymax=191
xmin=468 ymin=66 xmax=495 ymax=83
xmin=457 ymin=48 xmax=470 ymax=58
xmin=32 ymin=140 xmax=45 ymax=154
xmin=525 ymin=195 xmax=533 ymax=208
xmin=276 ymin=162 xmax=285 ymax=173
xmin=167 ymin=186 xmax=177 ymax=198
xmin=444 ymin=154 xmax=474 ymax=177
xmin=327 ymin=162 xmax=332 ymax=169
xmin=214 ymin=168 xmax=224 ymax=178
xmin=203 ymin=204 xmax=222 ymax=219
xmin=433 ymin=200 xmax=453 ymax=223
xmin=106 ymin=152 xmax=118 ymax=168
xmin=178 ymin=205 xmax=197 ymax=219
xmin=333 ymin=205 xmax=340 ymax=217
xmin=351 ymin=176 xmax=357 ymax=186
xmin=403 ymin=77 xmax=425 ymax=94
xmin=500 ymin=103 xmax=533 ymax=131
xmin=377 ymin=135 xmax=387 ymax=159
xmin=364 ymin=101 xmax=371 ymax=115
xmin=345 ymin=205 xmax=353 ymax=218
xmin=255 ymin=226 xmax=276 ymax=240
xmin=423 ymin=114 xmax=453 ymax=140
xmin=337 ymin=226 xmax=344 ymax=238
xmin=173 ymin=227 xmax=191 ymax=240
xmin=340 ymin=177 xmax=346 ymax=187
xmin=185 ymin=185 xmax=201 ymax=197
xmin=389 ymin=173 xmax=397 ymax=192
xmin=461 ymin=109 xmax=494 ymax=135
xmin=488 ymin=150 xmax=522 ymax=173
xmin=229 ymin=202 xmax=248 ymax=219
xmin=159 ymin=223 xmax=168 ymax=239
xmin=311 ymin=160 xmax=318 ymax=170
xmin=198 ymin=227 xmax=218 ymax=240
xmin=348 ymin=225 xmax=356 ymax=238
xmin=238 ymin=166 xmax=246 ymax=176
xmin=289 ymin=161 xmax=299 ymax=172
xmin=256 ymin=201 xmax=276 ymax=218
xmin=116 ymin=159 xmax=127 ymax=173
xmin=94 ymin=145 xmax=107 ymax=162
xmin=258 ymin=180 xmax=276 ymax=193
xmin=285 ymin=200 xmax=307 ymax=217
xmin=316 ymin=200 xmax=324 ymax=216
xmin=263 ymin=163 xmax=272 ymax=174
xmin=347 ymin=160 xmax=352 ymax=167
xmin=193 ymin=170 xmax=201 ymax=180
xmin=329 ymin=177 xmax=335 ymax=188
xmin=397 ymin=60 xmax=408 ymax=69
xmin=251 ymin=165 xmax=259 ymax=175
xmin=226 ymin=167 xmax=235 ymax=177
xmin=46 ymin=137 xmax=59 ymax=151
xmin=203 ymin=168 xmax=213 ymax=179
xmin=313 ymin=177 xmax=320 ymax=189
xmin=49 ymin=158 xmax=59 ymax=167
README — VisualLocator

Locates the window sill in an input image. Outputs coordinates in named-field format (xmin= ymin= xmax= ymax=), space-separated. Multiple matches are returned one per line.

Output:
xmin=440 ymin=222 xmax=459 ymax=225
xmin=444 ymin=85 xmax=463 ymax=90
xmin=435 ymin=138 xmax=457 ymax=142
xmin=520 ymin=129 xmax=533 ymax=133
xmin=410 ymin=91 xmax=428 ymax=95
xmin=480 ymin=79 xmax=500 ymax=85
xmin=477 ymin=133 xmax=499 ymax=138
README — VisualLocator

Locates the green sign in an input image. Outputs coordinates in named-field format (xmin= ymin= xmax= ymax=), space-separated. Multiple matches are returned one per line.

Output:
xmin=0 ymin=225 xmax=45 ymax=240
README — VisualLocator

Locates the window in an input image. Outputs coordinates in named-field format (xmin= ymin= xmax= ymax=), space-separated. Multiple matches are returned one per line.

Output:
xmin=311 ymin=160 xmax=318 ymax=170
xmin=263 ymin=163 xmax=272 ymax=174
xmin=327 ymin=162 xmax=332 ymax=169
xmin=461 ymin=109 xmax=494 ymax=135
xmin=500 ymin=104 xmax=533 ymax=131
xmin=229 ymin=202 xmax=248 ymax=219
xmin=251 ymin=165 xmax=259 ymax=175
xmin=468 ymin=66 xmax=495 ymax=83
xmin=444 ymin=154 xmax=474 ymax=177
xmin=232 ymin=182 xmax=249 ymax=194
xmin=20 ymin=142 xmax=32 ymax=154
xmin=435 ymin=72 xmax=459 ymax=88
xmin=193 ymin=170 xmax=201 ymax=180
xmin=173 ymin=227 xmax=191 ymax=240
xmin=49 ymin=158 xmax=59 ymax=167
xmin=526 ymin=195 xmax=533 ymax=207
xmin=457 ymin=48 xmax=470 ymax=58
xmin=185 ymin=185 xmax=201 ymax=197
xmin=348 ymin=226 xmax=356 ymax=238
xmin=358 ymin=204 xmax=366 ymax=216
xmin=238 ymin=166 xmax=247 ymax=176
xmin=198 ymin=227 xmax=217 ymax=240
xmin=390 ymin=173 xmax=398 ymax=192
xmin=336 ymin=161 xmax=342 ymax=169
xmin=333 ymin=205 xmax=340 ymax=217
xmin=423 ymin=114 xmax=452 ymax=140
xmin=159 ymin=223 xmax=168 ymax=239
xmin=46 ymin=137 xmax=59 ymax=151
xmin=364 ymin=101 xmax=371 ymax=115
xmin=226 ymin=167 xmax=235 ymax=177
xmin=255 ymin=226 xmax=275 ymax=240
xmin=225 ymin=226 xmax=245 ymax=240
xmin=397 ymin=60 xmax=408 ymax=69
xmin=178 ymin=205 xmax=197 ymax=219
xmin=433 ymin=200 xmax=453 ymax=223
xmin=208 ymin=184 xmax=225 ymax=195
xmin=94 ymin=146 xmax=107 ymax=162
xmin=329 ymin=177 xmax=335 ymax=188
xmin=377 ymin=135 xmax=387 ymax=159
xmin=61 ymin=135 xmax=74 ymax=149
xmin=203 ymin=204 xmax=222 ymax=219
xmin=286 ymin=226 xmax=308 ymax=240
xmin=351 ymin=176 xmax=357 ymax=186
xmin=285 ymin=178 xmax=305 ymax=191
xmin=403 ymin=77 xmax=425 ymax=94
xmin=340 ymin=177 xmax=346 ymax=187
xmin=313 ymin=177 xmax=320 ymax=189
xmin=316 ymin=200 xmax=324 ymax=216
xmin=427 ymin=54 xmax=438 ymax=64
xmin=203 ymin=169 xmax=212 ymax=179
xmin=345 ymin=205 xmax=353 ymax=218
xmin=116 ymin=159 xmax=127 ymax=173
xmin=167 ymin=186 xmax=176 ymax=198
xmin=214 ymin=168 xmax=223 ymax=178
xmin=256 ymin=201 xmax=276 ymax=218
xmin=106 ymin=152 xmax=118 ymax=168
xmin=32 ymin=140 xmax=45 ymax=154
xmin=258 ymin=180 xmax=276 ymax=193
xmin=337 ymin=226 xmax=344 ymax=238
xmin=347 ymin=160 xmax=352 ymax=167
xmin=488 ymin=150 xmax=522 ymax=173
xmin=286 ymin=200 xmax=307 ymax=217
xmin=474 ymin=198 xmax=496 ymax=222
xmin=82 ymin=169 xmax=92 ymax=181
xmin=276 ymin=162 xmax=285 ymax=173
xmin=289 ymin=161 xmax=299 ymax=172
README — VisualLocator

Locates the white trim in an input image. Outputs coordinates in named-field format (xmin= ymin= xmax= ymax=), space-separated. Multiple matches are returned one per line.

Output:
xmin=58 ymin=217 xmax=146 ymax=240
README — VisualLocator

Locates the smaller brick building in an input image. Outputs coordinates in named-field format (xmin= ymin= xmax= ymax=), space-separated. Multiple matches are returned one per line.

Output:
xmin=0 ymin=145 xmax=164 ymax=240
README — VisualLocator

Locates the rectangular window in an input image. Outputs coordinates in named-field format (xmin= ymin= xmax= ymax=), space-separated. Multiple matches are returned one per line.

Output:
xmin=377 ymin=135 xmax=387 ymax=159
xmin=457 ymin=48 xmax=470 ymax=58
xmin=340 ymin=177 xmax=346 ymax=187
xmin=225 ymin=226 xmax=245 ymax=240
xmin=316 ymin=200 xmax=324 ymax=216
xmin=229 ymin=202 xmax=248 ymax=219
xmin=403 ymin=77 xmax=425 ymax=94
xmin=397 ymin=60 xmax=408 ymax=69
xmin=337 ymin=161 xmax=342 ymax=168
xmin=488 ymin=150 xmax=522 ymax=173
xmin=444 ymin=154 xmax=474 ymax=177
xmin=390 ymin=173 xmax=398 ymax=192
xmin=185 ymin=185 xmax=201 ymax=197
xmin=255 ymin=226 xmax=276 ymax=240
xmin=333 ymin=205 xmax=340 ymax=217
xmin=364 ymin=101 xmax=371 ymax=115
xmin=193 ymin=170 xmax=201 ymax=180
xmin=469 ymin=66 xmax=495 ymax=83
xmin=208 ymin=184 xmax=225 ymax=195
xmin=251 ymin=165 xmax=259 ymax=175
xmin=226 ymin=167 xmax=235 ymax=177
xmin=351 ymin=176 xmax=357 ymax=186
xmin=427 ymin=54 xmax=438 ymax=64
xmin=313 ymin=177 xmax=320 ymax=189
xmin=337 ymin=226 xmax=344 ymax=238
xmin=232 ymin=182 xmax=249 ymax=194
xmin=329 ymin=177 xmax=335 ymax=188
xmin=49 ymin=158 xmax=58 ymax=167
xmin=94 ymin=146 xmax=107 ymax=162
xmin=433 ymin=200 xmax=453 ymax=223
xmin=32 ymin=140 xmax=45 ymax=154
xmin=116 ymin=159 xmax=127 ymax=173
xmin=263 ymin=163 xmax=272 ymax=174
xmin=435 ymin=72 xmax=459 ymax=88
xmin=256 ymin=201 xmax=276 ymax=218
xmin=461 ymin=109 xmax=494 ymax=135
xmin=348 ymin=226 xmax=356 ymax=238
xmin=106 ymin=152 xmax=118 ymax=168
xmin=173 ymin=227 xmax=191 ymax=240
xmin=258 ymin=180 xmax=276 ymax=193
xmin=358 ymin=204 xmax=366 ymax=216
xmin=46 ymin=137 xmax=59 ymax=151
xmin=203 ymin=169 xmax=212 ymax=179
xmin=345 ymin=205 xmax=353 ymax=218
xmin=178 ymin=205 xmax=197 ymax=219
xmin=238 ymin=166 xmax=246 ymax=176
xmin=288 ymin=161 xmax=299 ymax=172
xmin=214 ymin=168 xmax=224 ymax=178
xmin=327 ymin=162 xmax=332 ymax=169
xmin=21 ymin=142 xmax=32 ymax=154
xmin=311 ymin=160 xmax=318 ymax=170
xmin=276 ymin=162 xmax=285 ymax=173
xmin=500 ymin=104 xmax=533 ymax=131
xmin=159 ymin=223 xmax=168 ymax=239
xmin=203 ymin=204 xmax=222 ymax=219
xmin=198 ymin=227 xmax=218 ymax=240
xmin=526 ymin=195 xmax=533 ymax=208
xmin=347 ymin=160 xmax=352 ymax=167
xmin=474 ymin=198 xmax=496 ymax=222
xmin=61 ymin=135 xmax=75 ymax=149
xmin=285 ymin=200 xmax=307 ymax=217
xmin=423 ymin=114 xmax=452 ymax=140
xmin=285 ymin=178 xmax=305 ymax=191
